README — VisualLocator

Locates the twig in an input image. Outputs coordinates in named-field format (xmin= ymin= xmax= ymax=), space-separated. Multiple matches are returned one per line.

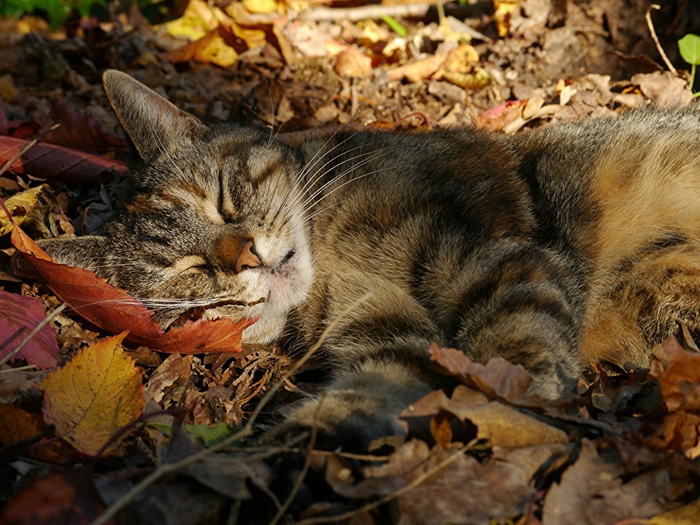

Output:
xmin=0 ymin=364 xmax=36 ymax=374
xmin=0 ymin=303 xmax=66 ymax=368
xmin=294 ymin=440 xmax=475 ymax=525
xmin=645 ymin=4 xmax=677 ymax=76
xmin=0 ymin=124 xmax=60 ymax=178
xmin=268 ymin=395 xmax=324 ymax=525
xmin=89 ymin=292 xmax=373 ymax=525
xmin=300 ymin=4 xmax=434 ymax=23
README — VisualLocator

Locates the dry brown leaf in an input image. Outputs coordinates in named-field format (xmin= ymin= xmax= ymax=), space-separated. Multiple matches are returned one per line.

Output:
xmin=0 ymin=135 xmax=129 ymax=183
xmin=335 ymin=46 xmax=373 ymax=78
xmin=450 ymin=401 xmax=568 ymax=448
xmin=387 ymin=53 xmax=448 ymax=83
xmin=542 ymin=439 xmax=669 ymax=525
xmin=429 ymin=344 xmax=546 ymax=407
xmin=0 ymin=402 xmax=81 ymax=463
xmin=649 ymin=335 xmax=700 ymax=413
xmin=41 ymin=333 xmax=144 ymax=456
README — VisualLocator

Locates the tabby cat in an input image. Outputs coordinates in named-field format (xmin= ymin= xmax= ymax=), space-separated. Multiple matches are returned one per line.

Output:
xmin=40 ymin=70 xmax=700 ymax=451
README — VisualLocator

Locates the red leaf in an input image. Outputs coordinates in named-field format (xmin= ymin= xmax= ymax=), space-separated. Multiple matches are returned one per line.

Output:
xmin=0 ymin=290 xmax=60 ymax=369
xmin=46 ymin=101 xmax=126 ymax=152
xmin=0 ymin=136 xmax=129 ymax=183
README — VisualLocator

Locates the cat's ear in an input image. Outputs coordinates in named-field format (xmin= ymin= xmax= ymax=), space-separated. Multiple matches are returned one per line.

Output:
xmin=103 ymin=70 xmax=206 ymax=163
xmin=37 ymin=236 xmax=110 ymax=274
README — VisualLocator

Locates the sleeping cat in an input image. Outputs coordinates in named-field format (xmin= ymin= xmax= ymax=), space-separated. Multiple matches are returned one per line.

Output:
xmin=40 ymin=70 xmax=700 ymax=451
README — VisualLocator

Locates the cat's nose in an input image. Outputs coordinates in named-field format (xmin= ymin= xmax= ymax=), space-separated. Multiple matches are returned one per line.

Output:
xmin=235 ymin=240 xmax=262 ymax=273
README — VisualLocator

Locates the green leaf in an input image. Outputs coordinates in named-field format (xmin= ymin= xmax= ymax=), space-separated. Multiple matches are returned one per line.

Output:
xmin=148 ymin=422 xmax=235 ymax=447
xmin=679 ymin=34 xmax=700 ymax=65
xmin=380 ymin=13 xmax=407 ymax=38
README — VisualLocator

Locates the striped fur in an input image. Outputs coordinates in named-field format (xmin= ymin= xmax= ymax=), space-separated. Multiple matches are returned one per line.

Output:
xmin=40 ymin=71 xmax=700 ymax=451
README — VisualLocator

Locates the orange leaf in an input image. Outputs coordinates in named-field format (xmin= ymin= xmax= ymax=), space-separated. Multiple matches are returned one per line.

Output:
xmin=41 ymin=333 xmax=144 ymax=456
xmin=0 ymin=470 xmax=111 ymax=525
xmin=0 ymin=403 xmax=81 ymax=464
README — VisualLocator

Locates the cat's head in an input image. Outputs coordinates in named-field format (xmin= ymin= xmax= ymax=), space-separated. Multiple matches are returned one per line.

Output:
xmin=39 ymin=70 xmax=314 ymax=343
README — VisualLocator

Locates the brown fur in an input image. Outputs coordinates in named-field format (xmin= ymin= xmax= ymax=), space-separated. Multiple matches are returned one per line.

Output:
xmin=38 ymin=71 xmax=700 ymax=451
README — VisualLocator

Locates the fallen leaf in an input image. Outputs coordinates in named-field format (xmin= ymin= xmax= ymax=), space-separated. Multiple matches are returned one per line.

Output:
xmin=41 ymin=333 xmax=144 ymax=456
xmin=0 ymin=290 xmax=60 ymax=369
xmin=387 ymin=53 xmax=448 ymax=83
xmin=335 ymin=46 xmax=373 ymax=78
xmin=0 ymin=184 xmax=52 ymax=236
xmin=0 ymin=367 xmax=47 ymax=403
xmin=393 ymin=444 xmax=534 ymax=525
xmin=542 ymin=439 xmax=669 ymax=525
xmin=429 ymin=344 xmax=546 ymax=407
xmin=0 ymin=402 xmax=81 ymax=463
xmin=161 ymin=27 xmax=240 ymax=68
xmin=450 ymin=401 xmax=568 ymax=448
xmin=46 ymin=101 xmax=126 ymax=152
xmin=0 ymin=470 xmax=111 ymax=525
xmin=0 ymin=136 xmax=129 ymax=183
xmin=649 ymin=498 xmax=700 ymax=525
xmin=146 ymin=353 xmax=192 ymax=405
xmin=649 ymin=335 xmax=700 ymax=413
xmin=0 ymin=74 xmax=18 ymax=102
xmin=243 ymin=0 xmax=278 ymax=14
xmin=632 ymin=71 xmax=693 ymax=108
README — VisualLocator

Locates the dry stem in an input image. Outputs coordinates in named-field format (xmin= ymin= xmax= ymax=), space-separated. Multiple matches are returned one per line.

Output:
xmin=645 ymin=4 xmax=678 ymax=76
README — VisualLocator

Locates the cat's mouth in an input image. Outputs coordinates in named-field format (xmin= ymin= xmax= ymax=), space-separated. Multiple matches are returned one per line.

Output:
xmin=172 ymin=296 xmax=267 ymax=324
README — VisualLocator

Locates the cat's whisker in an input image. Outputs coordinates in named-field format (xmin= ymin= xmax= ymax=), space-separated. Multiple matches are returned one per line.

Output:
xmin=292 ymin=167 xmax=394 ymax=230
xmin=296 ymin=149 xmax=389 ymax=213
xmin=271 ymin=134 xmax=363 ymax=221
xmin=269 ymin=137 xmax=371 ymax=227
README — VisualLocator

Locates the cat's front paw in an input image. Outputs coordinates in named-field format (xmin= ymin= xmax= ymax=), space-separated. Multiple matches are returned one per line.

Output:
xmin=260 ymin=392 xmax=405 ymax=453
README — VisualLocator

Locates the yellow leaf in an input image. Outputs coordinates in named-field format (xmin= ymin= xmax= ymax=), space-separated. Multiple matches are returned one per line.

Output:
xmin=493 ymin=0 xmax=520 ymax=37
xmin=41 ymin=333 xmax=144 ymax=456
xmin=199 ymin=33 xmax=239 ymax=68
xmin=164 ymin=0 xmax=228 ymax=40
xmin=165 ymin=16 xmax=210 ymax=41
xmin=650 ymin=499 xmax=700 ymax=524
xmin=242 ymin=0 xmax=278 ymax=15
xmin=0 ymin=184 xmax=51 ymax=236
xmin=232 ymin=20 xmax=267 ymax=50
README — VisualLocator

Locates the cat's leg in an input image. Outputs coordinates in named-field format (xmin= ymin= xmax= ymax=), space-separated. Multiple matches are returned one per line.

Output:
xmin=264 ymin=275 xmax=442 ymax=451
xmin=581 ymin=243 xmax=700 ymax=367
xmin=266 ymin=241 xmax=584 ymax=450
xmin=429 ymin=239 xmax=585 ymax=399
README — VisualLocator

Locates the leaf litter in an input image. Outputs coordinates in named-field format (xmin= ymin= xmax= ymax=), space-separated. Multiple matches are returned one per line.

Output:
xmin=2 ymin=0 xmax=700 ymax=524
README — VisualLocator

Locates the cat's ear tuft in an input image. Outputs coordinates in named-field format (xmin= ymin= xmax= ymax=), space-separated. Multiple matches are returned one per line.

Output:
xmin=103 ymin=70 xmax=206 ymax=163
xmin=37 ymin=236 xmax=110 ymax=275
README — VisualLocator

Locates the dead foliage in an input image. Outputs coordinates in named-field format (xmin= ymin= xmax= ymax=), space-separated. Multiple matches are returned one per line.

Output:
xmin=1 ymin=0 xmax=700 ymax=523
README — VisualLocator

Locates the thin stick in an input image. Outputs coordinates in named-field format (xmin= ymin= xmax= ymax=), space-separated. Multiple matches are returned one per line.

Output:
xmin=268 ymin=395 xmax=323 ymax=525
xmin=0 ymin=124 xmax=60 ymax=178
xmin=89 ymin=292 xmax=373 ymax=525
xmin=0 ymin=364 xmax=37 ymax=374
xmin=0 ymin=303 xmax=66 ymax=368
xmin=294 ymin=441 xmax=475 ymax=525
xmin=645 ymin=4 xmax=677 ymax=76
